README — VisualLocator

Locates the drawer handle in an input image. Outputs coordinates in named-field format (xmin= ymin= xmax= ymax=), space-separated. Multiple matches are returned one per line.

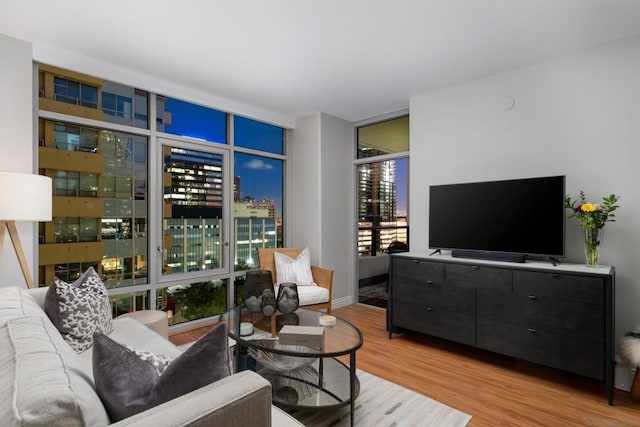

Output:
xmin=473 ymin=265 xmax=480 ymax=270
xmin=426 ymin=280 xmax=433 ymax=285
xmin=426 ymin=307 xmax=433 ymax=312
xmin=528 ymin=328 xmax=537 ymax=333
xmin=551 ymin=273 xmax=560 ymax=278
xmin=528 ymin=295 xmax=538 ymax=300
xmin=413 ymin=260 xmax=419 ymax=264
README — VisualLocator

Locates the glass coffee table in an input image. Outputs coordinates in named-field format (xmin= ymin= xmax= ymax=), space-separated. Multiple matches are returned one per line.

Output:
xmin=220 ymin=307 xmax=363 ymax=426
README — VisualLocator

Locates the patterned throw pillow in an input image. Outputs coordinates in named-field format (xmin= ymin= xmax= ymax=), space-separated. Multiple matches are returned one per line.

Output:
xmin=125 ymin=346 xmax=175 ymax=377
xmin=93 ymin=323 xmax=231 ymax=422
xmin=274 ymin=247 xmax=315 ymax=286
xmin=45 ymin=266 xmax=114 ymax=353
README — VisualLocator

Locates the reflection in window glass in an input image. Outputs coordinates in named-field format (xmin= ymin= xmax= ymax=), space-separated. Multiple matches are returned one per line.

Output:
xmin=163 ymin=146 xmax=224 ymax=275
xmin=234 ymin=116 xmax=284 ymax=154
xmin=156 ymin=96 xmax=227 ymax=143
xmin=158 ymin=280 xmax=227 ymax=326
xmin=357 ymin=116 xmax=409 ymax=159
xmin=233 ymin=153 xmax=283 ymax=270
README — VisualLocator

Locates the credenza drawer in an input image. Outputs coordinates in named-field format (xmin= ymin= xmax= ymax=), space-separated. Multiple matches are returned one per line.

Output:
xmin=513 ymin=270 xmax=604 ymax=305
xmin=393 ymin=300 xmax=475 ymax=346
xmin=476 ymin=289 xmax=604 ymax=341
xmin=392 ymin=257 xmax=444 ymax=282
xmin=445 ymin=263 xmax=512 ymax=291
xmin=477 ymin=318 xmax=603 ymax=380
xmin=394 ymin=280 xmax=475 ymax=315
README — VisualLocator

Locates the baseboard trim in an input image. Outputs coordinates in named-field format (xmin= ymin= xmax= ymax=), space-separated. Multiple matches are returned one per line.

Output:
xmin=332 ymin=295 xmax=353 ymax=309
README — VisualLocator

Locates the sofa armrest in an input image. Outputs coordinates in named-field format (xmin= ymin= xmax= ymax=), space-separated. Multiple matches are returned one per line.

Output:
xmin=111 ymin=370 xmax=276 ymax=427
xmin=25 ymin=287 xmax=48 ymax=309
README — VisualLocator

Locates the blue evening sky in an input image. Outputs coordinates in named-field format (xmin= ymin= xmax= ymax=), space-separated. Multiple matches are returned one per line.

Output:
xmin=162 ymin=97 xmax=407 ymax=218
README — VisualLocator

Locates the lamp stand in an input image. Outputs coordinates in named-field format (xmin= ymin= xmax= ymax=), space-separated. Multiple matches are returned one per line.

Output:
xmin=0 ymin=220 xmax=35 ymax=289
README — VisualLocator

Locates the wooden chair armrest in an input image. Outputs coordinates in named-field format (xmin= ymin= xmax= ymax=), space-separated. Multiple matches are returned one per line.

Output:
xmin=311 ymin=265 xmax=333 ymax=294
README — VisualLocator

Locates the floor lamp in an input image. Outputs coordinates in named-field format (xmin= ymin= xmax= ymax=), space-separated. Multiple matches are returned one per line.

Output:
xmin=0 ymin=171 xmax=52 ymax=289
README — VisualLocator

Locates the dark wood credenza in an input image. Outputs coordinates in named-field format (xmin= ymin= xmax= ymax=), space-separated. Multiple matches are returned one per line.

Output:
xmin=387 ymin=252 xmax=615 ymax=404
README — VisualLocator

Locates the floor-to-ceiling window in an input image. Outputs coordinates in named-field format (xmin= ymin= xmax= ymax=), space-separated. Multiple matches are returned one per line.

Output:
xmin=231 ymin=116 xmax=285 ymax=305
xmin=37 ymin=64 xmax=286 ymax=328
xmin=355 ymin=115 xmax=409 ymax=308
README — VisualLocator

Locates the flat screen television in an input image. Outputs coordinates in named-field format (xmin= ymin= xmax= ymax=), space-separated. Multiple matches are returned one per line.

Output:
xmin=428 ymin=175 xmax=565 ymax=262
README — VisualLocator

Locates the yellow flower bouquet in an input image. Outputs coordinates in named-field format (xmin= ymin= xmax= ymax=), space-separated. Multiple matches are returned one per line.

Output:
xmin=565 ymin=191 xmax=620 ymax=266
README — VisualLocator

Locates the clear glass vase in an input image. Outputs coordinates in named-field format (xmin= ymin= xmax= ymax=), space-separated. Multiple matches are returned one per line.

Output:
xmin=583 ymin=226 xmax=604 ymax=267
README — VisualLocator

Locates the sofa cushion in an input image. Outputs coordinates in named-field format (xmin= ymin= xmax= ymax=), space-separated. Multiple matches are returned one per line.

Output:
xmin=93 ymin=323 xmax=231 ymax=421
xmin=0 ymin=315 xmax=110 ymax=427
xmin=274 ymin=246 xmax=315 ymax=286
xmin=45 ymin=266 xmax=114 ymax=353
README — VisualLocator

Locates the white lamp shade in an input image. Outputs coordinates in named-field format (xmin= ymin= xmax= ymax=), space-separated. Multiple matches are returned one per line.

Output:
xmin=0 ymin=172 xmax=52 ymax=221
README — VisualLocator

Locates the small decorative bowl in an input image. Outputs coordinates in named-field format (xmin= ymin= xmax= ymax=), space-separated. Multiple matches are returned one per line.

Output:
xmin=319 ymin=315 xmax=336 ymax=326
xmin=240 ymin=322 xmax=254 ymax=336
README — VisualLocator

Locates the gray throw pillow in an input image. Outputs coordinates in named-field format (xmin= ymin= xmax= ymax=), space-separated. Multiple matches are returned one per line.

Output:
xmin=93 ymin=323 xmax=231 ymax=422
xmin=45 ymin=266 xmax=114 ymax=353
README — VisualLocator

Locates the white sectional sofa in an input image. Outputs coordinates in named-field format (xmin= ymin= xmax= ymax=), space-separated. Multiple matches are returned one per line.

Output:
xmin=0 ymin=286 xmax=302 ymax=426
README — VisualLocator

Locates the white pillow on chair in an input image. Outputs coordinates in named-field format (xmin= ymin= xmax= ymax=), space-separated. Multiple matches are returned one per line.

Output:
xmin=274 ymin=247 xmax=315 ymax=286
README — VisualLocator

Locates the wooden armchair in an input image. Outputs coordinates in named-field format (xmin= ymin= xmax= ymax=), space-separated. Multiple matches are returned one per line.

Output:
xmin=257 ymin=247 xmax=333 ymax=313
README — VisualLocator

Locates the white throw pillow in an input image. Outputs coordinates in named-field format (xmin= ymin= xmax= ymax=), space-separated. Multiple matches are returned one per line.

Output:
xmin=274 ymin=247 xmax=315 ymax=286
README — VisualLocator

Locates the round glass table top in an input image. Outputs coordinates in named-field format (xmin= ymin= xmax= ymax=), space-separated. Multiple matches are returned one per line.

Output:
xmin=220 ymin=307 xmax=363 ymax=357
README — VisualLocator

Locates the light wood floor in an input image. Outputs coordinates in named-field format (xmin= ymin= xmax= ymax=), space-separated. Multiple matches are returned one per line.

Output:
xmin=170 ymin=304 xmax=640 ymax=426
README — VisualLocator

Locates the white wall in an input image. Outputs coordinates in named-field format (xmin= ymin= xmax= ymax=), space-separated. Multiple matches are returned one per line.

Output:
xmin=292 ymin=113 xmax=354 ymax=306
xmin=410 ymin=35 xmax=640 ymax=381
xmin=0 ymin=33 xmax=37 ymax=287
xmin=319 ymin=113 xmax=354 ymax=304
xmin=291 ymin=114 xmax=322 ymax=261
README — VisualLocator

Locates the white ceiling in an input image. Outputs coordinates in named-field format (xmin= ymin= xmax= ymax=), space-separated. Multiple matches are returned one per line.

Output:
xmin=2 ymin=0 xmax=640 ymax=124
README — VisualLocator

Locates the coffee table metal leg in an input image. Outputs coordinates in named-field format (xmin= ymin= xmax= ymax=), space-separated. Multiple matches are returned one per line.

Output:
xmin=350 ymin=350 xmax=356 ymax=426
xmin=318 ymin=357 xmax=324 ymax=388
xmin=235 ymin=342 xmax=243 ymax=372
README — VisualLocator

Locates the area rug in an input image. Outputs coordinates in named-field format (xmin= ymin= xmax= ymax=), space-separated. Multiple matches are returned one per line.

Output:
xmin=290 ymin=369 xmax=472 ymax=426
xmin=176 ymin=344 xmax=472 ymax=426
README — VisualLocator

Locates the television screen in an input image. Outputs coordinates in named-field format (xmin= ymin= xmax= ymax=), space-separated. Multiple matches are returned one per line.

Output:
xmin=428 ymin=175 xmax=565 ymax=259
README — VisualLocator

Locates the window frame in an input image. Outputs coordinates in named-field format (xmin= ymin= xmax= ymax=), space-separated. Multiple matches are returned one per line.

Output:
xmin=353 ymin=111 xmax=410 ymax=302
xmin=38 ymin=71 xmax=289 ymax=332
